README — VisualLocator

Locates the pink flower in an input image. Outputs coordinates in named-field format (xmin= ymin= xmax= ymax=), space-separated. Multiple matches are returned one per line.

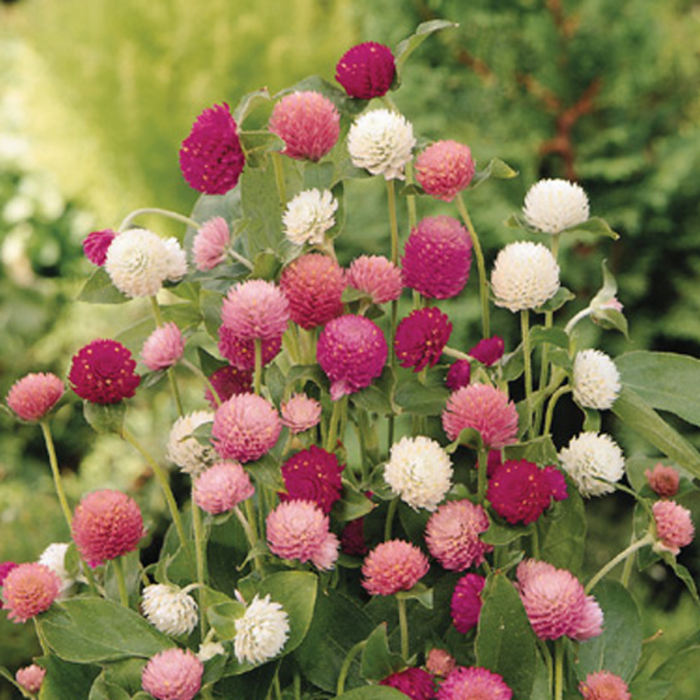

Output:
xmin=317 ymin=315 xmax=387 ymax=400
xmin=451 ymin=573 xmax=486 ymax=633
xmin=335 ymin=42 xmax=396 ymax=99
xmin=266 ymin=500 xmax=339 ymax=570
xmin=468 ymin=336 xmax=505 ymax=366
xmin=141 ymin=323 xmax=185 ymax=371
xmin=142 ymin=648 xmax=204 ymax=700
xmin=280 ymin=445 xmax=344 ymax=514
xmin=15 ymin=664 xmax=46 ymax=694
xmin=193 ymin=461 xmax=254 ymax=515
xmin=446 ymin=360 xmax=471 ymax=391
xmin=426 ymin=649 xmax=456 ymax=678
xmin=221 ymin=280 xmax=290 ymax=341
xmin=415 ymin=141 xmax=476 ymax=202
xmin=380 ymin=667 xmax=435 ymax=700
xmin=652 ymin=500 xmax=695 ymax=555
xmin=579 ymin=670 xmax=631 ymax=700
xmin=268 ymin=91 xmax=340 ymax=161
xmin=281 ymin=393 xmax=322 ymax=433
xmin=442 ymin=384 xmax=519 ymax=449
xmin=218 ymin=327 xmax=282 ymax=371
xmin=179 ymin=103 xmax=245 ymax=195
xmin=83 ymin=229 xmax=117 ymax=266
xmin=71 ymin=490 xmax=145 ymax=567
xmin=437 ymin=666 xmax=512 ymax=700
xmin=193 ymin=217 xmax=230 ymax=271
xmin=645 ymin=463 xmax=680 ymax=498
xmin=425 ymin=500 xmax=492 ymax=571
xmin=203 ymin=364 xmax=253 ymax=408
xmin=347 ymin=254 xmax=403 ymax=304
xmin=212 ymin=393 xmax=281 ymax=463
xmin=361 ymin=540 xmax=429 ymax=596
xmin=395 ymin=308 xmax=452 ymax=372
xmin=402 ymin=216 xmax=472 ymax=299
xmin=2 ymin=563 xmax=61 ymax=623
xmin=6 ymin=372 xmax=64 ymax=422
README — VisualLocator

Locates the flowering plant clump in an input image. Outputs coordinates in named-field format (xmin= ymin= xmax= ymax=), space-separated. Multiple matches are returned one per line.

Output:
xmin=4 ymin=20 xmax=700 ymax=700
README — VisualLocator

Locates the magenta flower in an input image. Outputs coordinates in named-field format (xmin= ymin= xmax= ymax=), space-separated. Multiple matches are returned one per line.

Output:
xmin=280 ymin=445 xmax=344 ymax=514
xmin=415 ymin=140 xmax=476 ymax=202
xmin=468 ymin=336 xmax=505 ymax=366
xmin=645 ymin=463 xmax=680 ymax=499
xmin=15 ymin=664 xmax=46 ymax=694
xmin=6 ymin=372 xmax=64 ymax=422
xmin=395 ymin=307 xmax=452 ymax=372
xmin=335 ymin=42 xmax=396 ymax=99
xmin=83 ymin=228 xmax=117 ymax=266
xmin=281 ymin=393 xmax=322 ymax=433
xmin=193 ymin=216 xmax=230 ymax=271
xmin=379 ymin=667 xmax=435 ymax=700
xmin=347 ymin=254 xmax=403 ymax=304
xmin=203 ymin=364 xmax=253 ymax=408
xmin=141 ymin=322 xmax=185 ymax=371
xmin=1 ymin=563 xmax=61 ymax=623
xmin=652 ymin=500 xmax=695 ymax=555
xmin=451 ymin=573 xmax=486 ymax=633
xmin=446 ymin=360 xmax=471 ymax=391
xmin=142 ymin=648 xmax=204 ymax=700
xmin=579 ymin=670 xmax=631 ymax=700
xmin=218 ymin=327 xmax=282 ymax=371
xmin=221 ymin=279 xmax=290 ymax=342
xmin=0 ymin=561 xmax=18 ymax=586
xmin=340 ymin=517 xmax=368 ymax=556
xmin=437 ymin=666 xmax=512 ymax=700
xmin=361 ymin=539 xmax=429 ymax=596
xmin=193 ymin=461 xmax=254 ymax=515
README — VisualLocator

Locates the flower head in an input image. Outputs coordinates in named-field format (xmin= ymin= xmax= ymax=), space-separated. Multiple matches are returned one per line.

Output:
xmin=426 ymin=649 xmax=456 ymax=677
xmin=437 ymin=666 xmax=512 ymax=700
xmin=193 ymin=216 xmax=230 ymax=271
xmin=468 ymin=336 xmax=505 ymax=367
xmin=395 ymin=308 xmax=452 ymax=372
xmin=166 ymin=411 xmax=214 ymax=476
xmin=380 ymin=667 xmax=435 ymax=700
xmin=579 ymin=670 xmax=631 ymax=700
xmin=362 ymin=540 xmax=429 ymax=596
xmin=523 ymin=178 xmax=590 ymax=234
xmin=1 ymin=563 xmax=61 ymax=623
xmin=141 ymin=322 xmax=185 ymax=372
xmin=0 ymin=561 xmax=18 ymax=586
xmin=335 ymin=42 xmax=396 ymax=99
xmin=280 ymin=446 xmax=344 ymax=514
xmin=347 ymin=254 xmax=403 ymax=304
xmin=283 ymin=188 xmax=338 ymax=246
xmin=269 ymin=91 xmax=340 ymax=161
xmin=83 ymin=228 xmax=117 ymax=266
xmin=281 ymin=393 xmax=322 ymax=433
xmin=446 ymin=360 xmax=471 ymax=391
xmin=451 ymin=573 xmax=486 ymax=633
xmin=193 ymin=461 xmax=254 ymax=514
xmin=179 ymin=103 xmax=245 ymax=195
xmin=141 ymin=584 xmax=199 ymax=637
xmin=559 ymin=432 xmax=625 ymax=497
xmin=163 ymin=238 xmax=188 ymax=282
xmin=142 ymin=648 xmax=204 ymax=700
xmin=218 ymin=327 xmax=282 ymax=371
xmin=221 ymin=279 xmax=290 ymax=341
xmin=347 ymin=109 xmax=415 ymax=180
xmin=204 ymin=365 xmax=253 ymax=408
xmin=645 ymin=463 xmax=680 ymax=498
xmin=38 ymin=543 xmax=75 ymax=595
xmin=652 ymin=500 xmax=695 ymax=555
xmin=69 ymin=339 xmax=140 ymax=404
xmin=573 ymin=349 xmax=621 ymax=410
xmin=15 ymin=665 xmax=46 ymax=694
xmin=6 ymin=372 xmax=64 ymax=422
xmin=234 ymin=594 xmax=290 ymax=665
xmin=415 ymin=140 xmax=476 ymax=202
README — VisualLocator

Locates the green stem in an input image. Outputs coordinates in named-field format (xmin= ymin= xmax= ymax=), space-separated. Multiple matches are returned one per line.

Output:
xmin=120 ymin=207 xmax=199 ymax=232
xmin=272 ymin=152 xmax=287 ymax=208
xmin=228 ymin=248 xmax=255 ymax=271
xmin=621 ymin=530 xmax=637 ymax=588
xmin=397 ymin=595 xmax=409 ymax=659
xmin=241 ymin=500 xmax=264 ymax=575
xmin=531 ymin=522 xmax=541 ymax=560
xmin=40 ymin=421 xmax=73 ymax=531
xmin=325 ymin=396 xmax=344 ymax=453
xmin=538 ymin=639 xmax=553 ymax=692
xmin=543 ymin=385 xmax=572 ymax=436
xmin=585 ymin=534 xmax=653 ymax=594
xmin=191 ymin=496 xmax=208 ymax=638
xmin=554 ymin=638 xmax=564 ymax=700
xmin=254 ymin=338 xmax=263 ymax=396
xmin=336 ymin=640 xmax=366 ymax=696
xmin=183 ymin=359 xmax=222 ymax=408
xmin=274 ymin=670 xmax=282 ymax=700
xmin=405 ymin=161 xmax=418 ymax=231
xmin=477 ymin=448 xmax=488 ymax=505
xmin=113 ymin=556 xmax=129 ymax=607
xmin=521 ymin=309 xmax=533 ymax=438
xmin=564 ymin=307 xmax=592 ymax=336
xmin=384 ymin=497 xmax=398 ymax=541
xmin=149 ymin=295 xmax=164 ymax=326
xmin=443 ymin=346 xmax=471 ymax=361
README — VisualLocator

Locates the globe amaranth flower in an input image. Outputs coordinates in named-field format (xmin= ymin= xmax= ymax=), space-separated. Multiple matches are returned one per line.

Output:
xmin=69 ymin=339 xmax=140 ymax=404
xmin=282 ymin=188 xmax=338 ymax=246
xmin=645 ymin=463 xmax=680 ymax=498
xmin=141 ymin=322 xmax=185 ymax=372
xmin=280 ymin=253 xmax=346 ymax=330
xmin=38 ymin=542 xmax=76 ymax=596
xmin=523 ymin=178 xmax=590 ymax=234
xmin=384 ymin=436 xmax=453 ymax=511
xmin=347 ymin=254 xmax=403 ymax=304
xmin=179 ymin=102 xmax=245 ymax=195
xmin=193 ymin=461 xmax=254 ymax=515
xmin=579 ymin=670 xmax=631 ymax=700
xmin=487 ymin=459 xmax=568 ymax=526
xmin=166 ymin=410 xmax=215 ymax=476
xmin=379 ymin=667 xmax=435 ymax=700
xmin=335 ymin=42 xmax=396 ymax=99
xmin=280 ymin=445 xmax=344 ymax=514
xmin=142 ymin=648 xmax=204 ymax=700
xmin=559 ymin=432 xmax=625 ymax=498
xmin=218 ymin=327 xmax=282 ymax=371
xmin=266 ymin=499 xmax=339 ymax=570
xmin=317 ymin=315 xmax=388 ymax=400
xmin=347 ymin=109 xmax=415 ymax=180
xmin=395 ymin=308 xmax=452 ymax=372
xmin=491 ymin=241 xmax=560 ymax=313
xmin=415 ymin=140 xmax=476 ymax=202
xmin=362 ymin=539 xmax=429 ymax=596
xmin=234 ymin=594 xmax=290 ymax=665
xmin=1 ymin=563 xmax=62 ymax=623
xmin=204 ymin=364 xmax=253 ymax=408
xmin=451 ymin=573 xmax=486 ymax=633
xmin=163 ymin=237 xmax=188 ymax=282
xmin=402 ymin=216 xmax=472 ymax=299
xmin=212 ymin=393 xmax=281 ymax=463
xmin=652 ymin=500 xmax=695 ymax=555
xmin=16 ymin=664 xmax=46 ymax=694
xmin=141 ymin=584 xmax=198 ymax=637
xmin=446 ymin=360 xmax=471 ymax=392
xmin=71 ymin=489 xmax=145 ymax=568
xmin=437 ymin=666 xmax=512 ymax=700
xmin=425 ymin=499 xmax=492 ymax=571
xmin=468 ymin=336 xmax=505 ymax=367
xmin=281 ymin=393 xmax=322 ymax=433
xmin=269 ymin=91 xmax=340 ymax=161
xmin=0 ymin=561 xmax=18 ymax=586
xmin=426 ymin=648 xmax=457 ymax=678
xmin=83 ymin=228 xmax=117 ymax=266
xmin=6 ymin=372 xmax=64 ymax=422
xmin=220 ymin=279 xmax=290 ymax=341
xmin=442 ymin=384 xmax=519 ymax=449
xmin=193 ymin=216 xmax=230 ymax=271
xmin=572 ymin=349 xmax=621 ymax=410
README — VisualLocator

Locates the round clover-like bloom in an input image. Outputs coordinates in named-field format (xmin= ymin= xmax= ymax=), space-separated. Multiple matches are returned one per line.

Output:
xmin=442 ymin=384 xmax=519 ymax=449
xmin=572 ymin=349 xmax=621 ymax=410
xmin=559 ymin=432 xmax=625 ymax=498
xmin=179 ymin=102 xmax=245 ymax=195
xmin=415 ymin=140 xmax=476 ymax=202
xmin=402 ymin=216 xmax=472 ymax=299
xmin=335 ymin=42 xmax=396 ymax=99
xmin=221 ymin=279 xmax=290 ymax=341
xmin=468 ymin=336 xmax=505 ymax=367
xmin=395 ymin=308 xmax=452 ymax=373
xmin=347 ymin=254 xmax=403 ymax=304
xmin=379 ymin=667 xmax=435 ymax=700
xmin=426 ymin=648 xmax=457 ymax=678
xmin=266 ymin=499 xmax=339 ymax=570
xmin=69 ymin=339 xmax=140 ymax=404
xmin=193 ymin=461 xmax=254 ymax=515
xmin=204 ymin=364 xmax=253 ymax=408
xmin=491 ymin=241 xmax=560 ymax=313
xmin=218 ymin=327 xmax=282 ymax=371
xmin=193 ymin=216 xmax=230 ymax=271
xmin=281 ymin=393 xmax=322 ymax=433
xmin=141 ymin=584 xmax=199 ymax=637
xmin=166 ymin=411 xmax=214 ymax=476
xmin=446 ymin=360 xmax=471 ymax=391
xmin=72 ymin=490 xmax=145 ymax=568
xmin=523 ymin=178 xmax=590 ymax=234
xmin=83 ymin=228 xmax=117 ymax=266
xmin=0 ymin=561 xmax=18 ymax=586
xmin=347 ymin=109 xmax=415 ymax=180
xmin=282 ymin=188 xmax=338 ymax=246
xmin=579 ymin=670 xmax=631 ymax=700
xmin=6 ymin=372 xmax=64 ymax=422
xmin=142 ymin=648 xmax=204 ymax=700
xmin=652 ymin=500 xmax=695 ymax=555
xmin=280 ymin=445 xmax=344 ymax=514
xmin=426 ymin=499 xmax=492 ymax=571
xmin=317 ymin=315 xmax=388 ymax=400
xmin=15 ymin=665 xmax=46 ymax=694
xmin=384 ymin=436 xmax=453 ymax=511
xmin=38 ymin=543 xmax=75 ymax=596
xmin=1 ymin=563 xmax=61 ymax=623
xmin=362 ymin=539 xmax=429 ymax=596
xmin=645 ymin=463 xmax=680 ymax=498
xmin=280 ymin=253 xmax=346 ymax=330
xmin=142 ymin=322 xmax=185 ymax=372
xmin=234 ymin=594 xmax=290 ymax=665
xmin=269 ymin=91 xmax=340 ymax=161
xmin=437 ymin=666 xmax=512 ymax=700
xmin=451 ymin=573 xmax=486 ymax=633
xmin=163 ymin=238 xmax=188 ymax=282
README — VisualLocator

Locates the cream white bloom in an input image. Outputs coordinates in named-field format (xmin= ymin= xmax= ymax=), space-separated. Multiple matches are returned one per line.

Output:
xmin=166 ymin=410 xmax=215 ymax=476
xmin=491 ymin=241 xmax=560 ymax=312
xmin=234 ymin=594 xmax=290 ymax=665
xmin=559 ymin=432 xmax=625 ymax=497
xmin=141 ymin=584 xmax=198 ymax=637
xmin=384 ymin=436 xmax=453 ymax=511
xmin=283 ymin=188 xmax=338 ymax=246
xmin=38 ymin=543 xmax=75 ymax=596
xmin=573 ymin=349 xmax=621 ymax=410
xmin=347 ymin=109 xmax=415 ymax=180
xmin=523 ymin=178 xmax=590 ymax=234
xmin=162 ymin=237 xmax=188 ymax=282
xmin=197 ymin=641 xmax=227 ymax=662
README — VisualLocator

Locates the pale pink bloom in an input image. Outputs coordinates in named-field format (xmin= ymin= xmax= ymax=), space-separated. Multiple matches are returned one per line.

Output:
xmin=437 ymin=666 xmax=512 ymax=700
xmin=361 ymin=539 xmax=429 ymax=596
xmin=6 ymin=372 xmax=64 ymax=422
xmin=141 ymin=322 xmax=185 ymax=371
xmin=193 ymin=216 xmax=230 ymax=271
xmin=347 ymin=255 xmax=403 ymax=304
xmin=426 ymin=648 xmax=456 ymax=677
xmin=1 ymin=563 xmax=61 ymax=623
xmin=15 ymin=664 xmax=46 ymax=694
xmin=645 ymin=463 xmax=680 ymax=498
xmin=193 ymin=461 xmax=254 ymax=514
xmin=281 ymin=393 xmax=322 ymax=433
xmin=652 ymin=500 xmax=695 ymax=555
xmin=415 ymin=140 xmax=476 ymax=202
xmin=221 ymin=279 xmax=290 ymax=341
xmin=141 ymin=648 xmax=204 ymax=700
xmin=579 ymin=670 xmax=631 ymax=700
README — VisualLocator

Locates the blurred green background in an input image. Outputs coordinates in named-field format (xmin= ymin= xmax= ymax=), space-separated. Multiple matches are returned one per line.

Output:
xmin=1 ymin=0 xmax=700 ymax=697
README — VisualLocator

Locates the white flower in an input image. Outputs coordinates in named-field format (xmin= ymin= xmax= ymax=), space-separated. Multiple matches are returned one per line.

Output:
xmin=166 ymin=411 xmax=215 ymax=476
xmin=491 ymin=241 xmax=560 ymax=312
xmin=283 ymin=189 xmax=338 ymax=246
xmin=523 ymin=178 xmax=590 ymax=234
xmin=162 ymin=237 xmax=188 ymax=282
xmin=234 ymin=594 xmax=290 ymax=665
xmin=573 ymin=349 xmax=621 ymax=410
xmin=197 ymin=641 xmax=227 ymax=662
xmin=38 ymin=543 xmax=75 ymax=596
xmin=559 ymin=432 xmax=625 ymax=497
xmin=347 ymin=109 xmax=415 ymax=180
xmin=384 ymin=436 xmax=453 ymax=511
xmin=141 ymin=584 xmax=198 ymax=637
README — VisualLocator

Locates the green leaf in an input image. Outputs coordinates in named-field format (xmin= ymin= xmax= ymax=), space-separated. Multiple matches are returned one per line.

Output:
xmin=360 ymin=623 xmax=405 ymax=682
xmin=239 ymin=163 xmax=284 ymax=258
xmin=394 ymin=20 xmax=459 ymax=86
xmin=37 ymin=656 xmax=100 ymax=700
xmin=504 ymin=435 xmax=559 ymax=465
xmin=208 ymin=599 xmax=246 ymax=641
xmin=627 ymin=679 xmax=674 ymax=700
xmin=468 ymin=158 xmax=519 ymax=190
xmin=650 ymin=644 xmax=700 ymax=696
xmin=446 ymin=426 xmax=483 ymax=453
xmin=197 ymin=346 xmax=228 ymax=376
xmin=216 ymin=660 xmax=279 ymax=700
xmin=592 ymin=307 xmax=629 ymax=337
xmin=335 ymin=486 xmax=376 ymax=522
xmin=89 ymin=675 xmax=132 ymax=700
xmin=335 ymin=688 xmax=408 ymax=700
xmin=535 ymin=287 xmax=575 ymax=313
xmin=562 ymin=216 xmax=620 ymax=240
xmin=83 ymin=401 xmax=126 ymax=435
xmin=250 ymin=249 xmax=282 ymax=280
xmin=233 ymin=87 xmax=272 ymax=125
xmin=397 ymin=584 xmax=433 ymax=610
xmin=529 ymin=325 xmax=570 ymax=349
xmin=394 ymin=374 xmax=449 ymax=416
xmin=658 ymin=553 xmax=700 ymax=604
xmin=483 ymin=520 xmax=531 ymax=546
xmin=78 ymin=267 xmax=129 ymax=305
xmin=351 ymin=367 xmax=395 ymax=415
